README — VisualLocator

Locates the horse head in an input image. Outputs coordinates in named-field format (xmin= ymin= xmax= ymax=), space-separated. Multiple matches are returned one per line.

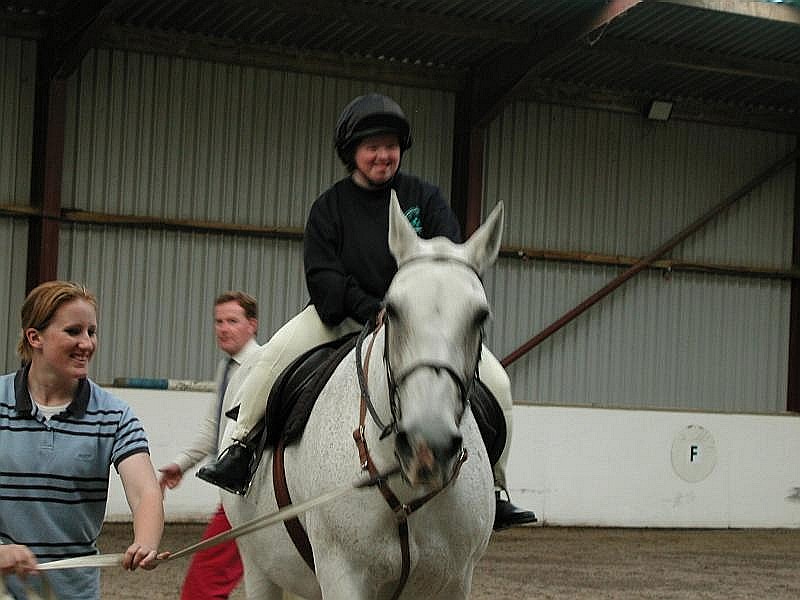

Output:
xmin=384 ymin=190 xmax=504 ymax=489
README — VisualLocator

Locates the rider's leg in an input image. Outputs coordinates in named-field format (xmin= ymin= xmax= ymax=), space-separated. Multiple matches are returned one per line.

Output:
xmin=478 ymin=347 xmax=538 ymax=530
xmin=197 ymin=305 xmax=360 ymax=494
xmin=230 ymin=305 xmax=353 ymax=441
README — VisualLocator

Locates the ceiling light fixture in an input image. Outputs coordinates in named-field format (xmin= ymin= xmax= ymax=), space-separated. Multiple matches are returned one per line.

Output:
xmin=646 ymin=99 xmax=673 ymax=121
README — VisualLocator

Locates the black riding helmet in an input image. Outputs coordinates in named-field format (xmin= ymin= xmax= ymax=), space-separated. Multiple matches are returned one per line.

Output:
xmin=334 ymin=93 xmax=413 ymax=170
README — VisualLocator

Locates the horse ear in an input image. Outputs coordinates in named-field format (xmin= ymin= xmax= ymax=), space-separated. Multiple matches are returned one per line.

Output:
xmin=464 ymin=201 xmax=504 ymax=275
xmin=388 ymin=189 xmax=418 ymax=264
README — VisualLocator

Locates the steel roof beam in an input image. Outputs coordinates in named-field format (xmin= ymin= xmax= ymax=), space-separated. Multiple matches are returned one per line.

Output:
xmin=25 ymin=1 xmax=133 ymax=290
xmin=657 ymin=0 xmax=800 ymax=25
xmin=51 ymin=0 xmax=133 ymax=79
xmin=514 ymin=77 xmax=800 ymax=134
xmin=227 ymin=0 xmax=532 ymax=44
xmin=469 ymin=0 xmax=644 ymax=129
xmin=596 ymin=36 xmax=800 ymax=84
xmin=100 ymin=25 xmax=466 ymax=91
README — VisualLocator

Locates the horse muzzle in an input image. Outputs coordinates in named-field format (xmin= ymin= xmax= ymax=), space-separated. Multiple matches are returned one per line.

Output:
xmin=394 ymin=429 xmax=464 ymax=488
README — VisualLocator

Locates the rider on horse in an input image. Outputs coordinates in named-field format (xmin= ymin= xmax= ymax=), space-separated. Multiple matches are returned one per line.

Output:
xmin=198 ymin=93 xmax=536 ymax=530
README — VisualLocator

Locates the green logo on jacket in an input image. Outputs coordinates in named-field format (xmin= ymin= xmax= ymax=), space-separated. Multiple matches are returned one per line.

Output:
xmin=404 ymin=206 xmax=422 ymax=234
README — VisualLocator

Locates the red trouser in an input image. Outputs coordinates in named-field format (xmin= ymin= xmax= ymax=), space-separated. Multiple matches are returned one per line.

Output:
xmin=180 ymin=505 xmax=244 ymax=600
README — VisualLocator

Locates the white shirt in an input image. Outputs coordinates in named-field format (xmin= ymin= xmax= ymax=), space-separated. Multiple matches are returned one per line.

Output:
xmin=171 ymin=337 xmax=261 ymax=473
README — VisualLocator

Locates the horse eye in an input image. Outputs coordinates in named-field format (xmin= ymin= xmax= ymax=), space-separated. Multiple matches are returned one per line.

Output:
xmin=384 ymin=303 xmax=397 ymax=319
xmin=474 ymin=308 xmax=490 ymax=328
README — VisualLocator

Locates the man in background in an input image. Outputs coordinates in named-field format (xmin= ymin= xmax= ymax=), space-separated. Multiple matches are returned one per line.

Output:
xmin=159 ymin=291 xmax=260 ymax=600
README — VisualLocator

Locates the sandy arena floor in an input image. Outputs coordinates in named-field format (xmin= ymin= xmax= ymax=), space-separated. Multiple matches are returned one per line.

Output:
xmin=95 ymin=522 xmax=800 ymax=599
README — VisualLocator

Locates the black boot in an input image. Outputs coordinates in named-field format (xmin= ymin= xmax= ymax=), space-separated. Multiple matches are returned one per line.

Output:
xmin=494 ymin=489 xmax=537 ymax=530
xmin=196 ymin=441 xmax=254 ymax=495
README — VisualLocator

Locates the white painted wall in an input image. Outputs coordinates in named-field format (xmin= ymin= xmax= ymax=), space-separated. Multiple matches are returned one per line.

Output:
xmin=106 ymin=388 xmax=221 ymax=522
xmin=508 ymin=405 xmax=800 ymax=528
xmin=106 ymin=390 xmax=800 ymax=528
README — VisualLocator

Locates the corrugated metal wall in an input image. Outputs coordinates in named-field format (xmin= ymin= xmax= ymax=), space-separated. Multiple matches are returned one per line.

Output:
xmin=3 ymin=38 xmax=796 ymax=415
xmin=61 ymin=49 xmax=453 ymax=223
xmin=57 ymin=47 xmax=454 ymax=382
xmin=59 ymin=225 xmax=306 ymax=380
xmin=0 ymin=218 xmax=29 ymax=370
xmin=483 ymin=101 xmax=796 ymax=413
xmin=0 ymin=35 xmax=34 ymax=204
xmin=1 ymin=36 xmax=35 ymax=370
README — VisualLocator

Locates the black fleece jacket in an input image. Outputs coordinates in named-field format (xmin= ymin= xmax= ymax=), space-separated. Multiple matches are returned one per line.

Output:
xmin=304 ymin=172 xmax=461 ymax=326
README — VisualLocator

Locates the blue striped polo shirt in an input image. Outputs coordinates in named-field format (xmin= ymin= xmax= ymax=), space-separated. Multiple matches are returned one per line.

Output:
xmin=0 ymin=366 xmax=151 ymax=599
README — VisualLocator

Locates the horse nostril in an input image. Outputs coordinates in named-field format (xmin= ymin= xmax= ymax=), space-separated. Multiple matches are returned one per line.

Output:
xmin=395 ymin=431 xmax=411 ymax=459
xmin=442 ymin=433 xmax=463 ymax=463
xmin=425 ymin=433 xmax=463 ymax=465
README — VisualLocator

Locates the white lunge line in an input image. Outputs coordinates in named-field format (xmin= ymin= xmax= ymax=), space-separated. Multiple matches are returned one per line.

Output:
xmin=37 ymin=465 xmax=400 ymax=571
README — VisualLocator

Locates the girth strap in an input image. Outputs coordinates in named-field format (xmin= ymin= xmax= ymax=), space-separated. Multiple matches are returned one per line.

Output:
xmin=273 ymin=439 xmax=315 ymax=572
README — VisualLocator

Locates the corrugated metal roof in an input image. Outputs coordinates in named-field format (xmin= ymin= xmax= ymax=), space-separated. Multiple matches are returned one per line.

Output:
xmin=3 ymin=1 xmax=797 ymax=125
xmin=560 ymin=1 xmax=800 ymax=112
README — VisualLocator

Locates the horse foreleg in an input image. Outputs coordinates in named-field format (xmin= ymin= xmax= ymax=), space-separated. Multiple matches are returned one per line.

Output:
xmin=242 ymin=571 xmax=312 ymax=600
xmin=242 ymin=576 xmax=288 ymax=600
xmin=316 ymin=564 xmax=379 ymax=600
xmin=240 ymin=550 xmax=285 ymax=600
xmin=425 ymin=566 xmax=474 ymax=600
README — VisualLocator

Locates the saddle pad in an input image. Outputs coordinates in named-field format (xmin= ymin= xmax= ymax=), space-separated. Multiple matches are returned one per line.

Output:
xmin=264 ymin=332 xmax=359 ymax=447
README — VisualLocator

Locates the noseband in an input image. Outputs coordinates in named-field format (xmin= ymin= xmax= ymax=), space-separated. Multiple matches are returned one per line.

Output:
xmin=383 ymin=330 xmax=481 ymax=438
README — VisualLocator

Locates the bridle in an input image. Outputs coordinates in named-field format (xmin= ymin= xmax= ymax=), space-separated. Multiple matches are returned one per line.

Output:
xmin=383 ymin=324 xmax=482 ymax=436
xmin=351 ymin=254 xmax=486 ymax=600
xmin=356 ymin=255 xmax=485 ymax=440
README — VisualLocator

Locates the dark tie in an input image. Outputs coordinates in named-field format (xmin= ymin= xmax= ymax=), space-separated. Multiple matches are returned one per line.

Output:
xmin=214 ymin=357 xmax=236 ymax=453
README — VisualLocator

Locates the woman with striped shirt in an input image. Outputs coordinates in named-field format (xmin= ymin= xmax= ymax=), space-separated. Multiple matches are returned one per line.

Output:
xmin=0 ymin=281 xmax=164 ymax=599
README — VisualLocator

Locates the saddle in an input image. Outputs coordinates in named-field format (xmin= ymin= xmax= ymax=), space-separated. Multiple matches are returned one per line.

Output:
xmin=225 ymin=332 xmax=359 ymax=465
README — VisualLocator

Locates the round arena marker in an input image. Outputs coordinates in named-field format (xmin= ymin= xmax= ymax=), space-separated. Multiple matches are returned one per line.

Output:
xmin=671 ymin=424 xmax=717 ymax=483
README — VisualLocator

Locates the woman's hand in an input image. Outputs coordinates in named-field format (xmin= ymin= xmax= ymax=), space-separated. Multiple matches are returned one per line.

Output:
xmin=122 ymin=543 xmax=170 ymax=571
xmin=117 ymin=453 xmax=165 ymax=571
xmin=0 ymin=544 xmax=39 ymax=577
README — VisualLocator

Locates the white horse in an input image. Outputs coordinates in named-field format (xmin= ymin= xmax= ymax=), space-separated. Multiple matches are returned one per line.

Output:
xmin=224 ymin=195 xmax=503 ymax=599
